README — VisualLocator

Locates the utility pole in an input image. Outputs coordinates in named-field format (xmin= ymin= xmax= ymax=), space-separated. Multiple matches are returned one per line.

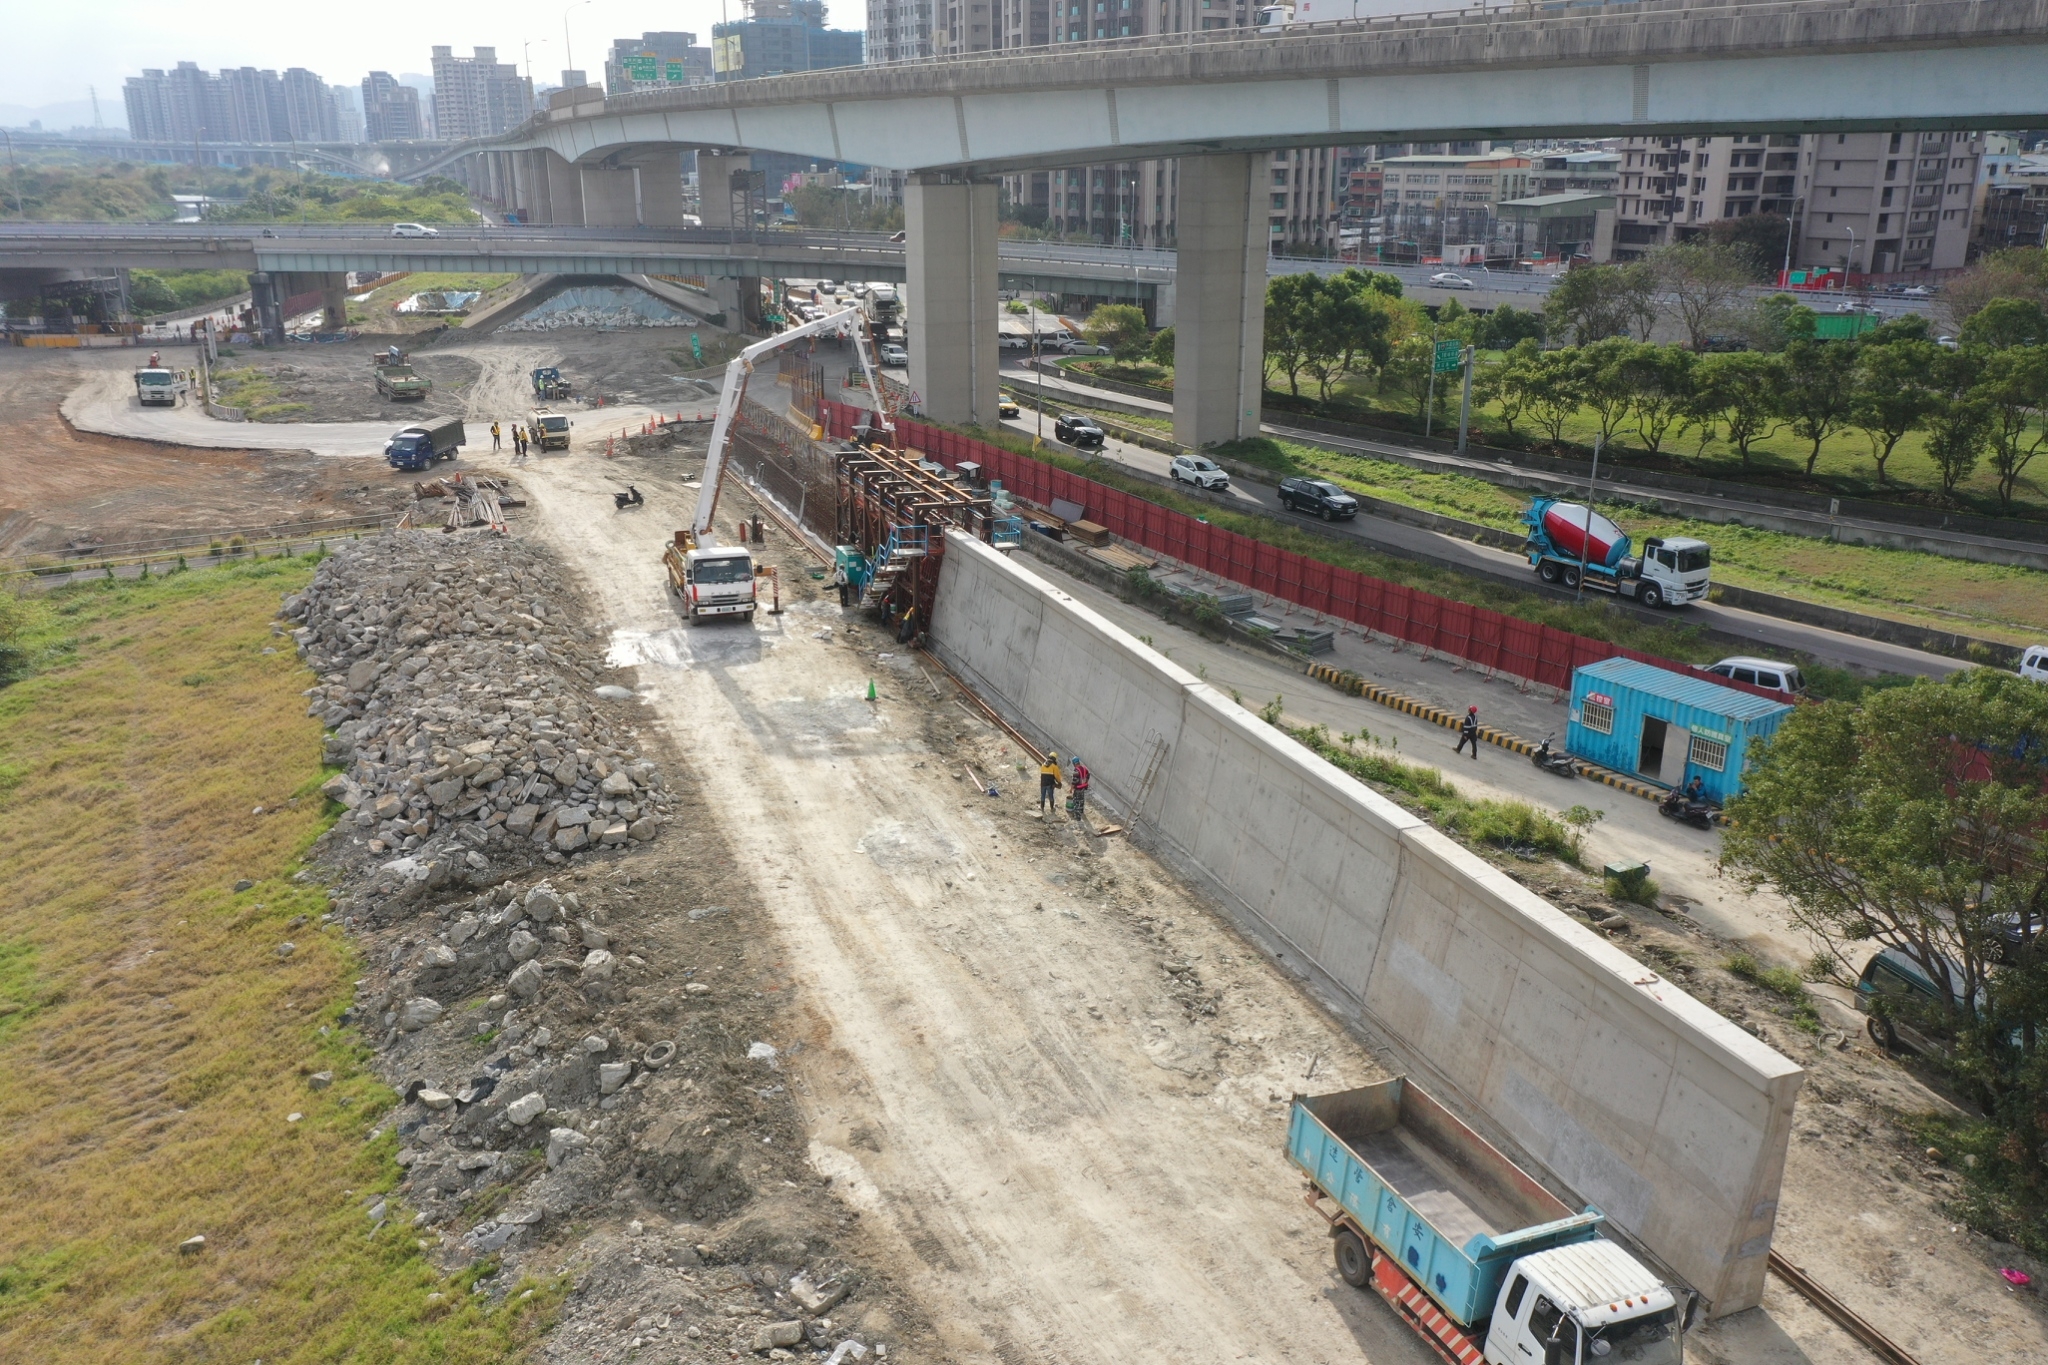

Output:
xmin=2 ymin=129 xmax=23 ymax=218
xmin=1779 ymin=195 xmax=1801 ymax=286
xmin=1456 ymin=344 xmax=1475 ymax=454
xmin=1575 ymin=435 xmax=1603 ymax=602
xmin=1424 ymin=321 xmax=1439 ymax=439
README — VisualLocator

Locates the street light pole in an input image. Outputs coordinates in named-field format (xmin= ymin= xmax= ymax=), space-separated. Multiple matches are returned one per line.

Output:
xmin=563 ymin=0 xmax=593 ymax=79
xmin=1780 ymin=195 xmax=1801 ymax=285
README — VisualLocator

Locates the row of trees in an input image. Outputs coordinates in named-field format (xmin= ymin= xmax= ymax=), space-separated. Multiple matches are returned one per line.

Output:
xmin=1482 ymin=322 xmax=2047 ymax=505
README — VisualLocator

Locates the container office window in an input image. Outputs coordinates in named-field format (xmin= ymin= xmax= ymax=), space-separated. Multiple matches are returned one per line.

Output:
xmin=1581 ymin=700 xmax=1614 ymax=735
xmin=1688 ymin=735 xmax=1729 ymax=772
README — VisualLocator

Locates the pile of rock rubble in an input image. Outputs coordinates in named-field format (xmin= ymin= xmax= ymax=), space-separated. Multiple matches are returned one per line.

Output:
xmin=289 ymin=529 xmax=670 ymax=913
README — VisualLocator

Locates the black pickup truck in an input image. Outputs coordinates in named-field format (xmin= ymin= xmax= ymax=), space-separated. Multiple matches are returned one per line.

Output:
xmin=1278 ymin=476 xmax=1360 ymax=521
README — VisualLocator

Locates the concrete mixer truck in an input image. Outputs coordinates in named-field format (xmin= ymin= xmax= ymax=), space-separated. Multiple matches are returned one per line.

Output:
xmin=1522 ymin=498 xmax=1710 ymax=609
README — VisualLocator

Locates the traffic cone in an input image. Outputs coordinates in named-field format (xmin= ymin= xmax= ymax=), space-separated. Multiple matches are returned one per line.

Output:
xmin=866 ymin=679 xmax=877 ymax=701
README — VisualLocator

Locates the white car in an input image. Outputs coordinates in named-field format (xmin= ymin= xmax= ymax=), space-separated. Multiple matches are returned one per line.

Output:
xmin=879 ymin=344 xmax=909 ymax=367
xmin=1429 ymin=271 xmax=1475 ymax=290
xmin=390 ymin=222 xmax=440 ymax=238
xmin=1170 ymin=455 xmax=1230 ymax=491
xmin=1704 ymin=656 xmax=1805 ymax=696
xmin=1901 ymin=285 xmax=1934 ymax=298
xmin=2019 ymin=643 xmax=2048 ymax=684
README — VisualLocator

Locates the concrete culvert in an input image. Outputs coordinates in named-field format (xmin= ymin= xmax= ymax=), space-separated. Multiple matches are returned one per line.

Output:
xmin=643 ymin=1040 xmax=677 ymax=1070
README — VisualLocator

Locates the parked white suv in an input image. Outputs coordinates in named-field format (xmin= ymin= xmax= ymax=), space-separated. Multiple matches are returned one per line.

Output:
xmin=878 ymin=344 xmax=909 ymax=367
xmin=1705 ymin=656 xmax=1805 ymax=696
xmin=1170 ymin=455 xmax=1230 ymax=491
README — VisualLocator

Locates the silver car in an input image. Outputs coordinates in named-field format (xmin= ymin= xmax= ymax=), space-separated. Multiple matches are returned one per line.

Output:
xmin=391 ymin=222 xmax=440 ymax=238
xmin=1429 ymin=271 xmax=1475 ymax=290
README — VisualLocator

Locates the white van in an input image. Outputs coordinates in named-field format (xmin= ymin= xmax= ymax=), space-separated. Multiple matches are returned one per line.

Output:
xmin=2020 ymin=644 xmax=2048 ymax=684
xmin=1705 ymin=656 xmax=1805 ymax=696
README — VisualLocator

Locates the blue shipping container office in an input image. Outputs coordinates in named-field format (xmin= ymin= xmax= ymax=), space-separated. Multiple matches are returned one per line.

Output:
xmin=1565 ymin=657 xmax=1794 ymax=803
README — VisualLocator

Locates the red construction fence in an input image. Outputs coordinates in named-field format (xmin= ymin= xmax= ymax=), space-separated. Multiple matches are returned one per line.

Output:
xmin=822 ymin=401 xmax=1762 ymax=698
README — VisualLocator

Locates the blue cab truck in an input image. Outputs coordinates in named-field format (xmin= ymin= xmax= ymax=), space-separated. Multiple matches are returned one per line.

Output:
xmin=1289 ymin=1079 xmax=1686 ymax=1364
xmin=384 ymin=418 xmax=466 ymax=472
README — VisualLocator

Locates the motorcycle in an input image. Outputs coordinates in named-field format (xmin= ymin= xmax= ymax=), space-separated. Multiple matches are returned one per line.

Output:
xmin=1658 ymin=788 xmax=1715 ymax=829
xmin=613 ymin=486 xmax=645 ymax=511
xmin=1530 ymin=736 xmax=1576 ymax=778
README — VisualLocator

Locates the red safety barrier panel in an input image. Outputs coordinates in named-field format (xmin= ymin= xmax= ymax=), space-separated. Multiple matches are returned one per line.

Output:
xmin=820 ymin=402 xmax=1783 ymax=699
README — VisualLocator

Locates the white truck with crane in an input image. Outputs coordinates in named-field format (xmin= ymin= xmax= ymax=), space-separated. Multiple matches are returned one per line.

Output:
xmin=664 ymin=306 xmax=891 ymax=623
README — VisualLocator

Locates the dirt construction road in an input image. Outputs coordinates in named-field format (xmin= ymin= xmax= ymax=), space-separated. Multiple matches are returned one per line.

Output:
xmin=516 ymin=451 xmax=1440 ymax=1365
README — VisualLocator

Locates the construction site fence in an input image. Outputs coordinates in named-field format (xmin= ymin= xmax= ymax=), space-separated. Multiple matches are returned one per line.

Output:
xmin=822 ymin=399 xmax=1759 ymax=698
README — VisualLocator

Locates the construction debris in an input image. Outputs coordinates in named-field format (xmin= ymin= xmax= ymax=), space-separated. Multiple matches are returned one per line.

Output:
xmin=400 ymin=474 xmax=516 ymax=534
xmin=289 ymin=529 xmax=669 ymax=914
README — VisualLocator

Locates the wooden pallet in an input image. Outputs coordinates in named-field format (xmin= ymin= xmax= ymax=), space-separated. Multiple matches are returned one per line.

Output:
xmin=1084 ymin=542 xmax=1156 ymax=572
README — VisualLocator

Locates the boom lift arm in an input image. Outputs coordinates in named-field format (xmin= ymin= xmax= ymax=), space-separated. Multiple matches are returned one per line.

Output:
xmin=688 ymin=306 xmax=892 ymax=548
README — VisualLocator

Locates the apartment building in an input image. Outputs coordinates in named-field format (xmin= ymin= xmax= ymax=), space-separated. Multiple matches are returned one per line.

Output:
xmin=429 ymin=47 xmax=534 ymax=141
xmin=1976 ymin=134 xmax=2048 ymax=257
xmin=361 ymin=72 xmax=426 ymax=142
xmin=868 ymin=0 xmax=937 ymax=61
xmin=1802 ymin=131 xmax=1981 ymax=274
xmin=123 ymin=61 xmax=348 ymax=143
xmin=1612 ymin=132 xmax=1980 ymax=274
xmin=1373 ymin=149 xmax=1534 ymax=257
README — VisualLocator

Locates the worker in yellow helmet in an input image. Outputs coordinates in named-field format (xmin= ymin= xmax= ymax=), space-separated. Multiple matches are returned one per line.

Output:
xmin=1038 ymin=751 xmax=1063 ymax=814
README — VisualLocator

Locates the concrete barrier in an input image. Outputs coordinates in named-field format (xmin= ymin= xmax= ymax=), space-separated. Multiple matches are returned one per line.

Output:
xmin=930 ymin=529 xmax=1801 ymax=1317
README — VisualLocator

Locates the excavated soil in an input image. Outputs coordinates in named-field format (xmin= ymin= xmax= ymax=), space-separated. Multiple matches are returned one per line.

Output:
xmin=0 ymin=348 xmax=410 ymax=557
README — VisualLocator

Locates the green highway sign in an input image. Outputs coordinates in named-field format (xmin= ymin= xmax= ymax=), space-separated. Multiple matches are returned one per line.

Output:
xmin=1434 ymin=339 xmax=1464 ymax=373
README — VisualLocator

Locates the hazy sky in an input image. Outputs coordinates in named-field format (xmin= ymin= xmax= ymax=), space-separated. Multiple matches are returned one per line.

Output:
xmin=4 ymin=0 xmax=793 ymax=112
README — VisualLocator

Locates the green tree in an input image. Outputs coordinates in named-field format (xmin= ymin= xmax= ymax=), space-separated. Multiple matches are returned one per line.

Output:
xmin=1543 ymin=262 xmax=1656 ymax=346
xmin=1378 ymin=334 xmax=1435 ymax=420
xmin=1082 ymin=303 xmax=1152 ymax=366
xmin=1490 ymin=338 xmax=1543 ymax=439
xmin=1850 ymin=338 xmax=1939 ymax=485
xmin=1960 ymin=298 xmax=2048 ymax=350
xmin=1742 ymin=293 xmax=1818 ymax=352
xmin=1943 ymin=246 xmax=2048 ymax=331
xmin=1721 ymin=670 xmax=2048 ymax=1238
xmin=1691 ymin=351 xmax=1784 ymax=467
xmin=1574 ymin=337 xmax=1641 ymax=449
xmin=1923 ymin=350 xmax=1994 ymax=498
xmin=1775 ymin=338 xmax=1861 ymax=475
xmin=1264 ymin=273 xmax=1320 ymax=396
xmin=1617 ymin=343 xmax=1696 ymax=456
xmin=1650 ymin=242 xmax=1753 ymax=351
xmin=1305 ymin=279 xmax=1396 ymax=399
xmin=1977 ymin=345 xmax=2048 ymax=508
xmin=1513 ymin=348 xmax=1587 ymax=447
xmin=1148 ymin=325 xmax=1174 ymax=369
xmin=1474 ymin=303 xmax=1546 ymax=350
xmin=1704 ymin=211 xmax=1794 ymax=282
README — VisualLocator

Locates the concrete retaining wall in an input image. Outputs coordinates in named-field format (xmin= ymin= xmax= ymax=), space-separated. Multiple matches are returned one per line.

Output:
xmin=930 ymin=529 xmax=1802 ymax=1317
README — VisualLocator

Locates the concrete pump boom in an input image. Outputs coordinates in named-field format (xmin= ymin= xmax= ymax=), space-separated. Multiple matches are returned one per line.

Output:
xmin=688 ymin=304 xmax=892 ymax=547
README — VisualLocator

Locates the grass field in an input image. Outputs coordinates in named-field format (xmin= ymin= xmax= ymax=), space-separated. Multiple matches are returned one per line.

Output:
xmin=0 ymin=560 xmax=558 ymax=1362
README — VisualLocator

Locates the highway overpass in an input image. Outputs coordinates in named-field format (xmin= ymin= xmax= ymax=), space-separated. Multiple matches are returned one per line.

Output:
xmin=0 ymin=223 xmax=1175 ymax=314
xmin=418 ymin=0 xmax=2048 ymax=445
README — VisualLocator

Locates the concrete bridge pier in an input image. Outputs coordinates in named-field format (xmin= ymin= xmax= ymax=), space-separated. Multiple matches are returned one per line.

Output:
xmin=905 ymin=173 xmax=999 ymax=427
xmin=319 ymin=272 xmax=349 ymax=331
xmin=543 ymin=151 xmax=584 ymax=227
xmin=579 ymin=165 xmax=640 ymax=228
xmin=1172 ymin=154 xmax=1265 ymax=452
xmin=630 ymin=152 xmax=689 ymax=228
xmin=697 ymin=151 xmax=752 ymax=229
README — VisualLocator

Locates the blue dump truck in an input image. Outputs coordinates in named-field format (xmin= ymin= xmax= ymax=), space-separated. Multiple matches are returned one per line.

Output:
xmin=384 ymin=417 xmax=466 ymax=472
xmin=1523 ymin=498 xmax=1710 ymax=609
xmin=1289 ymin=1080 xmax=1686 ymax=1364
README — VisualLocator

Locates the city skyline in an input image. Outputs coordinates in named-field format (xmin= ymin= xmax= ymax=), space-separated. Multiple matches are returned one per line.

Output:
xmin=1 ymin=0 xmax=756 ymax=115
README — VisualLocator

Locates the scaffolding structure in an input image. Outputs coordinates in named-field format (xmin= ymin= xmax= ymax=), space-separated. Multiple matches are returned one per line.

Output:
xmin=834 ymin=442 xmax=1022 ymax=632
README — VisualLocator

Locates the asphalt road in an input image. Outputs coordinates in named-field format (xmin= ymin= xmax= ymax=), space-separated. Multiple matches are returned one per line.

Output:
xmin=994 ymin=363 xmax=1970 ymax=680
